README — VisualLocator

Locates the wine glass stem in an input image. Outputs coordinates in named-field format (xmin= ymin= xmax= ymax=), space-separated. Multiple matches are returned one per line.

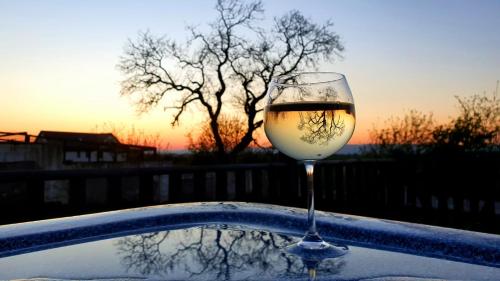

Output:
xmin=304 ymin=160 xmax=317 ymax=236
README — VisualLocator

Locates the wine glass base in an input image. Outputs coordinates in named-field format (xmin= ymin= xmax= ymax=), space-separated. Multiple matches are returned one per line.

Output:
xmin=286 ymin=235 xmax=348 ymax=261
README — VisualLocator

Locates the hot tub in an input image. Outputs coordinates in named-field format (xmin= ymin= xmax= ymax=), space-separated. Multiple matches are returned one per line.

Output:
xmin=0 ymin=202 xmax=499 ymax=280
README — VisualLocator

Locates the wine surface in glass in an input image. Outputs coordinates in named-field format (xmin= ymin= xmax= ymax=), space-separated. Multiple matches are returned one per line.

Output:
xmin=265 ymin=101 xmax=355 ymax=160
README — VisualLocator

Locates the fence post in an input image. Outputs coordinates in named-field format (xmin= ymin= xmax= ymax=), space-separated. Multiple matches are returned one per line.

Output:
xmin=139 ymin=175 xmax=154 ymax=205
xmin=215 ymin=171 xmax=228 ymax=201
xmin=107 ymin=176 xmax=122 ymax=208
xmin=27 ymin=179 xmax=44 ymax=215
xmin=316 ymin=164 xmax=327 ymax=210
xmin=267 ymin=165 xmax=281 ymax=204
xmin=193 ymin=171 xmax=206 ymax=201
xmin=250 ymin=168 xmax=262 ymax=202
xmin=169 ymin=172 xmax=183 ymax=203
xmin=234 ymin=169 xmax=247 ymax=201
xmin=69 ymin=178 xmax=86 ymax=210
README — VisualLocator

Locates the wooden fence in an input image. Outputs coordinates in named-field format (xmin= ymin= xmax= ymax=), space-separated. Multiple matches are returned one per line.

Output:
xmin=0 ymin=158 xmax=499 ymax=233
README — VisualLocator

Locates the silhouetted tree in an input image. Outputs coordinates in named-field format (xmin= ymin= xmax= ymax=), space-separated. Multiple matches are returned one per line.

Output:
xmin=118 ymin=0 xmax=343 ymax=158
xmin=432 ymin=94 xmax=499 ymax=153
xmin=368 ymin=92 xmax=499 ymax=156
xmin=369 ymin=110 xmax=435 ymax=156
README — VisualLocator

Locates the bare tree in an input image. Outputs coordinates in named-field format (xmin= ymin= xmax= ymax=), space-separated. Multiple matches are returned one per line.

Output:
xmin=118 ymin=0 xmax=343 ymax=158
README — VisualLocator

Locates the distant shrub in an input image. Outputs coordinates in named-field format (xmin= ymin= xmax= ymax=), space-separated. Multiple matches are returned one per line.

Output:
xmin=369 ymin=92 xmax=499 ymax=156
xmin=368 ymin=110 xmax=435 ymax=156
xmin=432 ymin=94 xmax=499 ymax=153
xmin=187 ymin=114 xmax=248 ymax=155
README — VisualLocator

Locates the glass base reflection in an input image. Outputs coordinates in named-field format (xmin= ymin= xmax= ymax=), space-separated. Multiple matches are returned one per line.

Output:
xmin=286 ymin=231 xmax=348 ymax=262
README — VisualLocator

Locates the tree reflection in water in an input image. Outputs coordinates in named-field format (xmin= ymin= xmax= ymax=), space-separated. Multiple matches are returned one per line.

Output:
xmin=115 ymin=226 xmax=345 ymax=280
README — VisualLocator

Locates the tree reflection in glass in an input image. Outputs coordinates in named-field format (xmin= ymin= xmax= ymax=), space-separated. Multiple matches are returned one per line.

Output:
xmin=293 ymin=85 xmax=345 ymax=147
xmin=114 ymin=226 xmax=345 ymax=280
xmin=298 ymin=109 xmax=346 ymax=145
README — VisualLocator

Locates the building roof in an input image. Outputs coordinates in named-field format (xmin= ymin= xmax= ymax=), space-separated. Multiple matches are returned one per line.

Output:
xmin=0 ymin=132 xmax=33 ymax=143
xmin=33 ymin=131 xmax=156 ymax=153
xmin=35 ymin=131 xmax=120 ymax=145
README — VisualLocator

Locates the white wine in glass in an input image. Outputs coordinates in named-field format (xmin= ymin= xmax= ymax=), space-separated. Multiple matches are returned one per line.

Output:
xmin=264 ymin=72 xmax=355 ymax=259
xmin=265 ymin=102 xmax=355 ymax=160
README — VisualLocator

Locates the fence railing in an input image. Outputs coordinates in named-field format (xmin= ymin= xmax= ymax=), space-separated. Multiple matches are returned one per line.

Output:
xmin=0 ymin=158 xmax=499 ymax=233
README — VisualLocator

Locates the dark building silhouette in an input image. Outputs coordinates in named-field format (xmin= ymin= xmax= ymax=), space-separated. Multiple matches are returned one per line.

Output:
xmin=0 ymin=131 xmax=156 ymax=170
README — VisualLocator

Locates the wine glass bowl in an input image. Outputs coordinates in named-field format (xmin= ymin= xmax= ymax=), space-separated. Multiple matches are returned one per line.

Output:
xmin=265 ymin=72 xmax=355 ymax=160
xmin=264 ymin=72 xmax=355 ymax=259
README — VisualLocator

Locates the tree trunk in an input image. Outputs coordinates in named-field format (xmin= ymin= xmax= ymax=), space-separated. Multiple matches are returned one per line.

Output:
xmin=230 ymin=109 xmax=263 ymax=156
xmin=210 ymin=118 xmax=227 ymax=160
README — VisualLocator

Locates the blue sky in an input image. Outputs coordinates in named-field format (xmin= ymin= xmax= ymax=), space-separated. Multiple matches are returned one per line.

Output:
xmin=1 ymin=0 xmax=499 ymax=146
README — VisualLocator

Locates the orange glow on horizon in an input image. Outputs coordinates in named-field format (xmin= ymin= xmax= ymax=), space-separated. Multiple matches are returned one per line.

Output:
xmin=1 ymin=113 xmax=374 ymax=152
xmin=0 ymin=109 xmax=473 ymax=152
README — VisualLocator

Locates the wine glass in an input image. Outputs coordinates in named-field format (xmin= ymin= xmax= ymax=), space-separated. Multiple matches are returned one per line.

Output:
xmin=264 ymin=72 xmax=355 ymax=259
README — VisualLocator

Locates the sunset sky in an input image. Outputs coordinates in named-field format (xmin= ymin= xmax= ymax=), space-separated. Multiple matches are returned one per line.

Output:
xmin=1 ymin=0 xmax=499 ymax=150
